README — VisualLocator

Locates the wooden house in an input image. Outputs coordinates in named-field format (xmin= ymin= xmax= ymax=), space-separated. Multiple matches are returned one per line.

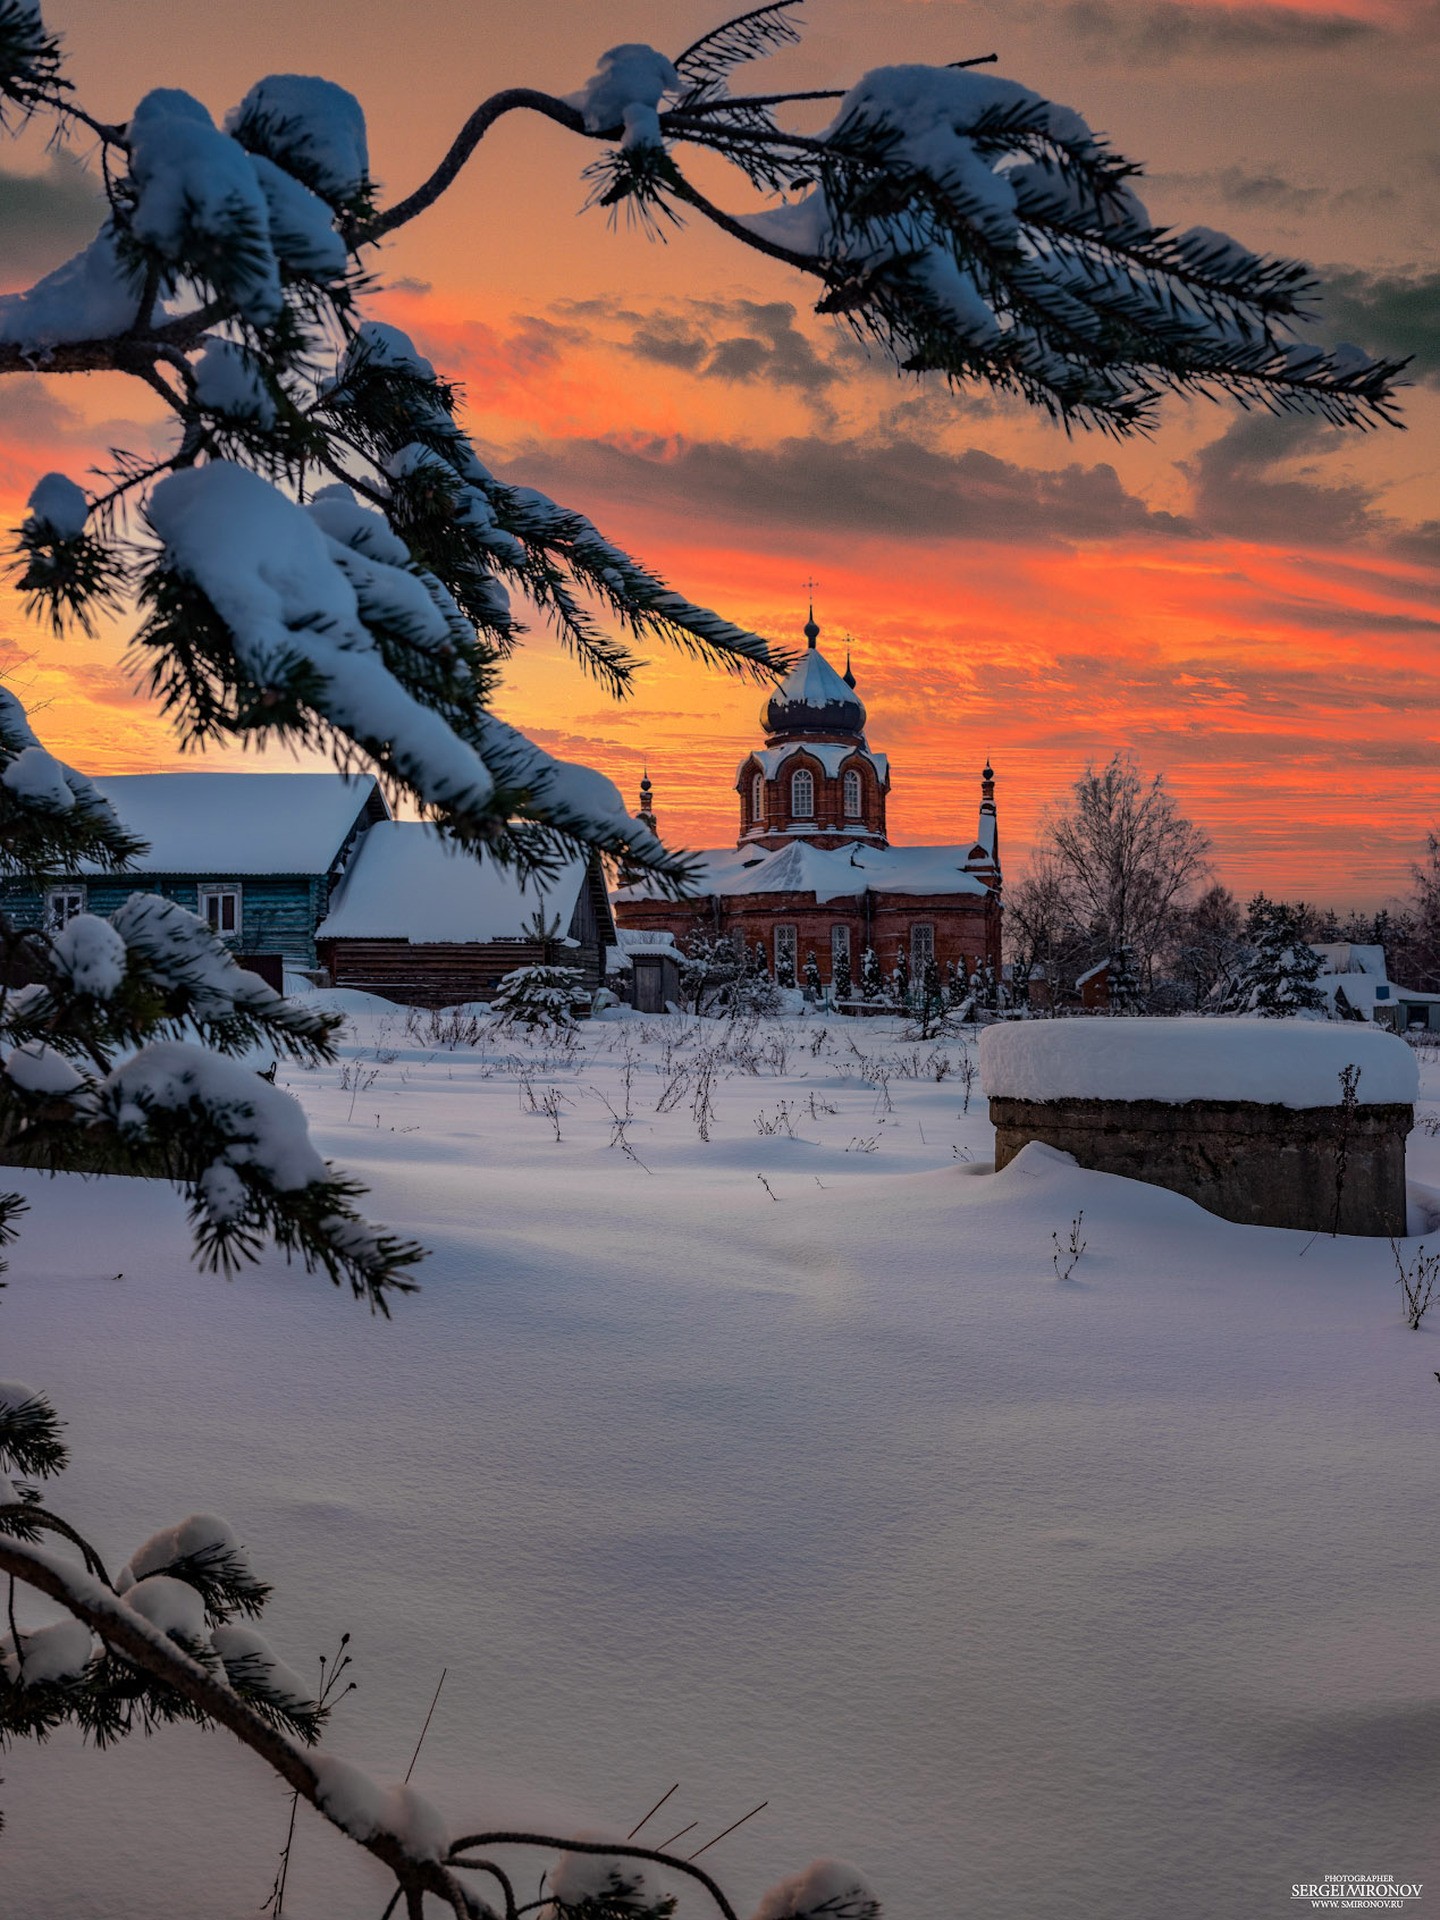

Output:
xmin=316 ymin=821 xmax=617 ymax=1008
xmin=0 ymin=772 xmax=388 ymax=968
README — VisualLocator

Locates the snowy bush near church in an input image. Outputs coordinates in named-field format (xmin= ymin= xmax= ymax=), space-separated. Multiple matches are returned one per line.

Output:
xmin=0 ymin=0 xmax=1410 ymax=1909
xmin=492 ymin=962 xmax=585 ymax=1032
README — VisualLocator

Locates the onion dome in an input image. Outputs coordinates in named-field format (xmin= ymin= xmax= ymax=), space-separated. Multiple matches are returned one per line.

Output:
xmin=762 ymin=609 xmax=866 ymax=738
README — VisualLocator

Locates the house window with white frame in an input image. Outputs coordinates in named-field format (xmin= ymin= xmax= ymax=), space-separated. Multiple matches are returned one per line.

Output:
xmin=751 ymin=770 xmax=764 ymax=825
xmin=790 ymin=768 xmax=814 ymax=818
xmin=843 ymin=767 xmax=863 ymax=818
xmin=45 ymin=885 xmax=86 ymax=929
xmin=831 ymin=924 xmax=851 ymax=971
xmin=775 ymin=923 xmax=798 ymax=978
xmin=910 ymin=923 xmax=935 ymax=973
xmin=198 ymin=883 xmax=242 ymax=939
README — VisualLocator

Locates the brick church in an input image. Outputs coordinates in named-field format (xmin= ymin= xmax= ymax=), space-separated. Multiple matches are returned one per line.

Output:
xmin=613 ymin=609 xmax=1002 ymax=989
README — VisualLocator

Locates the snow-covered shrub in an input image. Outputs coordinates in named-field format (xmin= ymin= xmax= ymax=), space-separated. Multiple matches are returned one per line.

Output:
xmin=831 ymin=945 xmax=852 ymax=1004
xmin=1236 ymin=896 xmax=1329 ymax=1018
xmin=677 ymin=928 xmax=743 ymax=1014
xmin=891 ymin=944 xmax=910 ymax=1010
xmin=859 ymin=946 xmax=883 ymax=1003
xmin=492 ymin=963 xmax=585 ymax=1032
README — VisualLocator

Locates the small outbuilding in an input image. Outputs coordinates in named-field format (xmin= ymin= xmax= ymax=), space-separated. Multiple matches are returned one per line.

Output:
xmin=608 ymin=929 xmax=684 ymax=1013
xmin=316 ymin=821 xmax=616 ymax=1008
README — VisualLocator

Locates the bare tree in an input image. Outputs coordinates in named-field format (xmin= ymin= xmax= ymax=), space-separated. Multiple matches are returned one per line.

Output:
xmin=1399 ymin=834 xmax=1440 ymax=991
xmin=1004 ymin=850 xmax=1101 ymax=1007
xmin=1169 ymin=883 xmax=1245 ymax=1010
xmin=1034 ymin=755 xmax=1211 ymax=991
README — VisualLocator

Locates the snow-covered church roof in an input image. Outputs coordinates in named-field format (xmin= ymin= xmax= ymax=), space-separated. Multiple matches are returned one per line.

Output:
xmin=80 ymin=773 xmax=382 ymax=875
xmin=616 ymin=837 xmax=988 ymax=905
xmin=316 ymin=821 xmax=589 ymax=943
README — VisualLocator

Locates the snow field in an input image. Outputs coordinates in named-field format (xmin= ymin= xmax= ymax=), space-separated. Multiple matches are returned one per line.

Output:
xmin=5 ymin=1009 xmax=1440 ymax=1919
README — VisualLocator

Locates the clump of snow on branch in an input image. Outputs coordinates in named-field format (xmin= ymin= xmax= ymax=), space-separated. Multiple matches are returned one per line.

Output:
xmin=312 ymin=1754 xmax=450 ymax=1861
xmin=106 ymin=892 xmax=336 ymax=1050
xmin=247 ymin=152 xmax=348 ymax=277
xmin=122 ymin=1572 xmax=210 ymax=1647
xmin=0 ymin=688 xmax=127 ymax=842
xmin=107 ymin=1042 xmax=328 ymax=1189
xmin=145 ymin=461 xmax=500 ymax=824
xmin=127 ymin=90 xmax=283 ymax=325
xmin=50 ymin=914 xmax=127 ymax=997
xmin=4 ymin=1040 xmax=85 ymax=1099
xmin=193 ymin=341 xmax=277 ymax=428
xmin=226 ymin=73 xmax=370 ymax=208
xmin=3 ymin=744 xmax=73 ymax=812
xmin=1 ymin=1616 xmax=96 ymax=1687
xmin=25 ymin=472 xmax=87 ymax=539
xmin=549 ymin=1841 xmax=663 ymax=1908
xmin=750 ymin=1859 xmax=883 ymax=1919
xmin=118 ymin=1512 xmax=249 ymax=1591
xmin=209 ymin=1622 xmax=314 ymax=1710
xmin=0 ymin=227 xmax=141 ymax=352
xmin=566 ymin=43 xmax=679 ymax=134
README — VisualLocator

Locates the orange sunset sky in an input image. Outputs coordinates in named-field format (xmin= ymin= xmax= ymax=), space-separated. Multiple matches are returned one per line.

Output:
xmin=1 ymin=0 xmax=1437 ymax=906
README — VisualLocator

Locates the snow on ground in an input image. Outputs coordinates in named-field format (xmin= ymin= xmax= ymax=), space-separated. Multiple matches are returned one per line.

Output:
xmin=6 ymin=1008 xmax=1440 ymax=1919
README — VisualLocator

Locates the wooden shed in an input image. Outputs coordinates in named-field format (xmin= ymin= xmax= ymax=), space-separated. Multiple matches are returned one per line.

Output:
xmin=316 ymin=822 xmax=617 ymax=1008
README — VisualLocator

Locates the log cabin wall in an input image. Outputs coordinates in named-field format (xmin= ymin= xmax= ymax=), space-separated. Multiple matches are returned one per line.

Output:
xmin=321 ymin=938 xmax=552 ymax=1007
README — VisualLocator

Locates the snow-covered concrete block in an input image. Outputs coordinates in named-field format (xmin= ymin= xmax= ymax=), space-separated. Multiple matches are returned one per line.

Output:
xmin=981 ymin=1017 xmax=1416 ymax=1235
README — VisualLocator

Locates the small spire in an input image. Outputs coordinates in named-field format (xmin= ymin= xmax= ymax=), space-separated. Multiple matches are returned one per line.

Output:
xmin=843 ymin=650 xmax=857 ymax=690
xmin=982 ymin=757 xmax=995 ymax=803
xmin=637 ymin=765 xmax=656 ymax=832
xmin=804 ymin=599 xmax=819 ymax=649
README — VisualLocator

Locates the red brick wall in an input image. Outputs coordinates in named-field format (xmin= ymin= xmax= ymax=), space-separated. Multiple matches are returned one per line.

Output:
xmin=615 ymin=886 xmax=1001 ymax=982
xmin=736 ymin=744 xmax=888 ymax=849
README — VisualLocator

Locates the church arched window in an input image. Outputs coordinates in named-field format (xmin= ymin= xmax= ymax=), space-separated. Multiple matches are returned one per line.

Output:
xmin=843 ymin=767 xmax=863 ymax=818
xmin=791 ymin=768 xmax=814 ymax=818
xmin=751 ymin=771 xmax=764 ymax=823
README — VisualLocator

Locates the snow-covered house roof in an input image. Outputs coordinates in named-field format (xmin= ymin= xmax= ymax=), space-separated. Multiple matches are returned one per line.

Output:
xmin=1314 ymin=943 xmax=1387 ymax=977
xmin=316 ymin=821 xmax=589 ymax=943
xmin=616 ymin=928 xmax=681 ymax=953
xmin=616 ymin=837 xmax=988 ymax=905
xmin=81 ymin=773 xmax=383 ymax=875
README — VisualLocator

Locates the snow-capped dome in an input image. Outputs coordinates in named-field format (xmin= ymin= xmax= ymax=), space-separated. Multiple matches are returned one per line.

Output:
xmin=762 ymin=613 xmax=866 ymax=738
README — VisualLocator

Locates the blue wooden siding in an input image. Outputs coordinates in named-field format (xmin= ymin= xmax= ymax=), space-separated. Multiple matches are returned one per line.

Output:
xmin=0 ymin=782 xmax=386 ymax=967
xmin=0 ymin=874 xmax=327 ymax=965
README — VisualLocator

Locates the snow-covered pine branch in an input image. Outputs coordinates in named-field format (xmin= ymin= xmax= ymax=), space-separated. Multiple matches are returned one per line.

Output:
xmin=0 ymin=683 xmax=143 ymax=877
xmin=1 ymin=1387 xmax=885 ymax=1920
xmin=0 ymin=2 xmax=1398 ymax=897
xmin=0 ymin=683 xmax=411 ymax=1305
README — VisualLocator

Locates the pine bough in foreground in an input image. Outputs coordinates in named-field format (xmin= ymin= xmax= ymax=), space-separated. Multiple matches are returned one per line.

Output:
xmin=0 ymin=1384 xmax=882 ymax=1918
xmin=0 ymin=685 xmax=419 ymax=1310
xmin=0 ymin=0 xmax=1406 ymax=1908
